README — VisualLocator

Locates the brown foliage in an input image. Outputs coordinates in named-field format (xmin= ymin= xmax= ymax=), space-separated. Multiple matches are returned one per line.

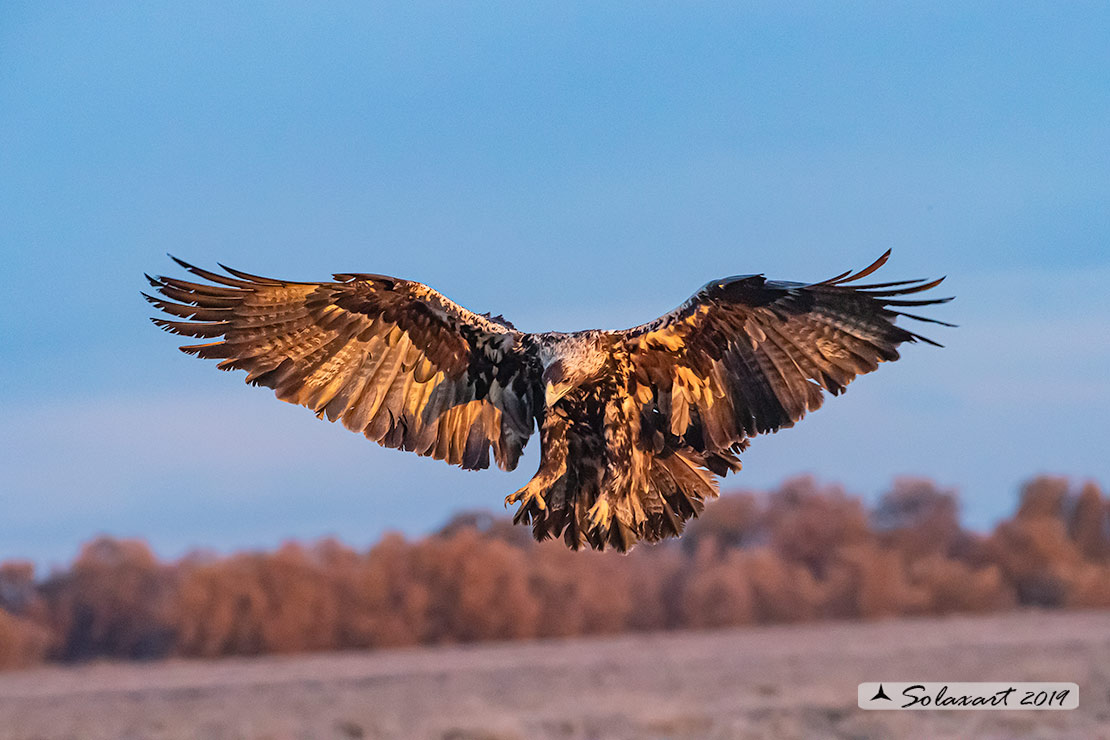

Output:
xmin=0 ymin=560 xmax=53 ymax=669
xmin=872 ymin=478 xmax=962 ymax=559
xmin=765 ymin=477 xmax=870 ymax=576
xmin=908 ymin=556 xmax=1015 ymax=614
xmin=681 ymin=492 xmax=762 ymax=556
xmin=680 ymin=545 xmax=755 ymax=628
xmin=0 ymin=608 xmax=52 ymax=669
xmin=40 ymin=538 xmax=176 ymax=661
xmin=409 ymin=530 xmax=540 ymax=643
xmin=175 ymin=542 xmax=342 ymax=657
xmin=1069 ymin=482 xmax=1110 ymax=563
xmin=2 ymin=475 xmax=1107 ymax=669
xmin=984 ymin=478 xmax=1108 ymax=607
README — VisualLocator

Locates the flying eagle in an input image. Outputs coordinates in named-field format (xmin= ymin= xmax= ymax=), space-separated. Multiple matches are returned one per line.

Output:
xmin=146 ymin=251 xmax=951 ymax=551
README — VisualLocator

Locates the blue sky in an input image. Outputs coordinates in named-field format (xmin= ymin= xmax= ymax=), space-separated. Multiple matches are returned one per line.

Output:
xmin=2 ymin=3 xmax=1107 ymax=567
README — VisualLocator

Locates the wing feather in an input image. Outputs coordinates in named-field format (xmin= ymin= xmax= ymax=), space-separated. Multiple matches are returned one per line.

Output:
xmin=620 ymin=253 xmax=951 ymax=458
xmin=148 ymin=261 xmax=541 ymax=470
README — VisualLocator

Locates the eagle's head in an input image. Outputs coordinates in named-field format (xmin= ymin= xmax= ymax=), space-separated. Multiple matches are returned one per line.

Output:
xmin=540 ymin=332 xmax=611 ymax=407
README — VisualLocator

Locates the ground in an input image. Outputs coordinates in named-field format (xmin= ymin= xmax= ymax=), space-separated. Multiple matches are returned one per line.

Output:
xmin=1 ymin=610 xmax=1108 ymax=739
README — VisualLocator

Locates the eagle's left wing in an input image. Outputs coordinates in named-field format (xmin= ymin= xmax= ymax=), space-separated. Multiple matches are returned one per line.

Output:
xmin=145 ymin=260 xmax=542 ymax=471
xmin=618 ymin=251 xmax=952 ymax=466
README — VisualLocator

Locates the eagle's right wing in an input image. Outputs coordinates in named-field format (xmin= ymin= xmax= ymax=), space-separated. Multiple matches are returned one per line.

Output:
xmin=146 ymin=260 xmax=542 ymax=471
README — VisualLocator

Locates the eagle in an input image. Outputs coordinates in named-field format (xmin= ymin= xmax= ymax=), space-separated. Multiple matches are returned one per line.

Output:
xmin=146 ymin=251 xmax=951 ymax=551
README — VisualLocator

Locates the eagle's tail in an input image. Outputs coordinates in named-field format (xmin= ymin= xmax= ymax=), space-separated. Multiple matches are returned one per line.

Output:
xmin=511 ymin=444 xmax=735 ymax=552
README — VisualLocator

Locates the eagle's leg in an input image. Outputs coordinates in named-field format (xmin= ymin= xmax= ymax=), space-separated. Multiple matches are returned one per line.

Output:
xmin=506 ymin=411 xmax=570 ymax=526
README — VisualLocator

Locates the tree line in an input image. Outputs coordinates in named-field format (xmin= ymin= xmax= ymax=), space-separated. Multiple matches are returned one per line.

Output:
xmin=1 ymin=475 xmax=1107 ymax=669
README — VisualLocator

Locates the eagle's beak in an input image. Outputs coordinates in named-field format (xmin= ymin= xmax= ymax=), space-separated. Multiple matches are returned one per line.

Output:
xmin=542 ymin=359 xmax=572 ymax=407
xmin=545 ymin=381 xmax=572 ymax=407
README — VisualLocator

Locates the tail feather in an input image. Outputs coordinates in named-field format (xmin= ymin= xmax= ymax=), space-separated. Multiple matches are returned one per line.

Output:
xmin=511 ymin=448 xmax=722 ymax=552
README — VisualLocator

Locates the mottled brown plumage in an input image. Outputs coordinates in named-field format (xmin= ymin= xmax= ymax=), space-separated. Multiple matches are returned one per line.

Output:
xmin=146 ymin=251 xmax=952 ymax=551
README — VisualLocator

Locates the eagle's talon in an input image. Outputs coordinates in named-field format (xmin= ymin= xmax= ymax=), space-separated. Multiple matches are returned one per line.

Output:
xmin=587 ymin=498 xmax=611 ymax=529
xmin=506 ymin=487 xmax=546 ymax=512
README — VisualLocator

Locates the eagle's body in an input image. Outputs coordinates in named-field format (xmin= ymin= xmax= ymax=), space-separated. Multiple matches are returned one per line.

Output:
xmin=147 ymin=252 xmax=951 ymax=551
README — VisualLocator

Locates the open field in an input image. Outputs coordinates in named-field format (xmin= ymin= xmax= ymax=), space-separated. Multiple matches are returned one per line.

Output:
xmin=1 ymin=610 xmax=1108 ymax=739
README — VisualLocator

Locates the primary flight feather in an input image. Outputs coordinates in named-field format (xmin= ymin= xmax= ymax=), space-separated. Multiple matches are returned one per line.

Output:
xmin=146 ymin=251 xmax=952 ymax=551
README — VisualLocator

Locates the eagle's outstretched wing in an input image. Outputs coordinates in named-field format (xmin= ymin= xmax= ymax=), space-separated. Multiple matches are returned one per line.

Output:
xmin=619 ymin=250 xmax=953 ymax=463
xmin=145 ymin=259 xmax=542 ymax=471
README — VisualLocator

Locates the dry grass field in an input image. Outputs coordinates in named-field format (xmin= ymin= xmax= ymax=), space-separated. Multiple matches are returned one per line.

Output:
xmin=1 ymin=609 xmax=1108 ymax=740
